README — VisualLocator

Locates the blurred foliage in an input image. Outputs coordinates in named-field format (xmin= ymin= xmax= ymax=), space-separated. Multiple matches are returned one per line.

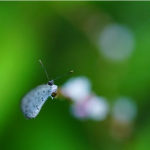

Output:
xmin=1 ymin=2 xmax=150 ymax=150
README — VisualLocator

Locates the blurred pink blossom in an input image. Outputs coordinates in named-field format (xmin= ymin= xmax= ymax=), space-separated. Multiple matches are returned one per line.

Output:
xmin=71 ymin=95 xmax=109 ymax=121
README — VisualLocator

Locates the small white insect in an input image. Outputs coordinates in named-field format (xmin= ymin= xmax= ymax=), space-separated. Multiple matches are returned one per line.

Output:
xmin=21 ymin=60 xmax=73 ymax=120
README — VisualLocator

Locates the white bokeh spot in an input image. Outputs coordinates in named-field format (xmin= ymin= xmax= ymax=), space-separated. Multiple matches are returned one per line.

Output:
xmin=112 ymin=97 xmax=137 ymax=123
xmin=99 ymin=24 xmax=135 ymax=61
xmin=61 ymin=76 xmax=91 ymax=102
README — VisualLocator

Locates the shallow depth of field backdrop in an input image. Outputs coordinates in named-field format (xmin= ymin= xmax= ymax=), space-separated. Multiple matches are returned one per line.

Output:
xmin=1 ymin=2 xmax=150 ymax=150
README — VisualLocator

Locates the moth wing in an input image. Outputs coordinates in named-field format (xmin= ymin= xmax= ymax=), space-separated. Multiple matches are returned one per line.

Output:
xmin=20 ymin=84 xmax=52 ymax=119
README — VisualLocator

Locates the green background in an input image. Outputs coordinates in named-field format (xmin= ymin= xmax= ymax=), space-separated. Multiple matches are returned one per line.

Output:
xmin=0 ymin=2 xmax=150 ymax=150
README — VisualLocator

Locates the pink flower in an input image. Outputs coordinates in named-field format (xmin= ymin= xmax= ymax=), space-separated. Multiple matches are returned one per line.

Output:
xmin=71 ymin=95 xmax=109 ymax=121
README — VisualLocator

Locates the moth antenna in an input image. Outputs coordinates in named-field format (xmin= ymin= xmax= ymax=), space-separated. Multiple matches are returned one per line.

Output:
xmin=54 ymin=70 xmax=73 ymax=81
xmin=39 ymin=60 xmax=50 ymax=81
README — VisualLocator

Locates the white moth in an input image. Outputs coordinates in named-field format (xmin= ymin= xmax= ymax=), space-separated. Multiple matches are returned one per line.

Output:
xmin=21 ymin=60 xmax=73 ymax=120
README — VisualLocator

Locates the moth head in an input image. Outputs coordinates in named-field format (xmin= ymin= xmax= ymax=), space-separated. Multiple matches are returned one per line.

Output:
xmin=47 ymin=80 xmax=54 ymax=86
xmin=39 ymin=60 xmax=73 ymax=99
xmin=50 ymin=84 xmax=58 ymax=98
